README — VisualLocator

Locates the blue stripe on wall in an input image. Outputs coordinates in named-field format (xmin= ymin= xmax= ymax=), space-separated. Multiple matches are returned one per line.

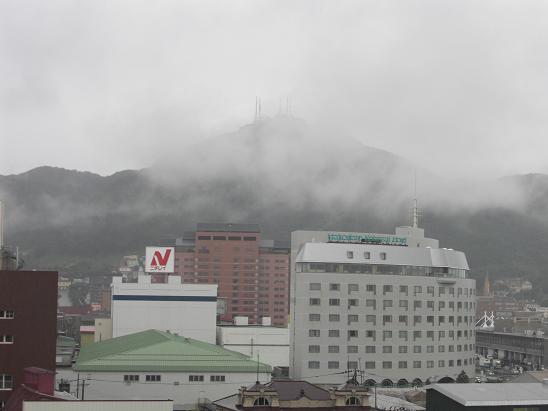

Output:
xmin=112 ymin=295 xmax=217 ymax=302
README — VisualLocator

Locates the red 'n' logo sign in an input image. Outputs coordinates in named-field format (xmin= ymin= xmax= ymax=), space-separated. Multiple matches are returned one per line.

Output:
xmin=151 ymin=249 xmax=172 ymax=269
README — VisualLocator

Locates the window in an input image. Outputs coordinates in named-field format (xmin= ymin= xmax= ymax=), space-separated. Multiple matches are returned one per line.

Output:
xmin=366 ymin=330 xmax=376 ymax=339
xmin=427 ymin=286 xmax=434 ymax=295
xmin=309 ymin=330 xmax=320 ymax=337
xmin=0 ymin=310 xmax=14 ymax=319
xmin=399 ymin=330 xmax=408 ymax=340
xmin=413 ymin=346 xmax=421 ymax=353
xmin=399 ymin=315 xmax=408 ymax=324
xmin=439 ymin=301 xmax=446 ymax=310
xmin=308 ymin=361 xmax=320 ymax=369
xmin=309 ymin=345 xmax=320 ymax=353
xmin=383 ymin=315 xmax=392 ymax=325
xmin=348 ymin=284 xmax=359 ymax=293
xmin=210 ymin=375 xmax=225 ymax=382
xmin=383 ymin=285 xmax=393 ymax=294
xmin=413 ymin=361 xmax=421 ymax=368
xmin=366 ymin=284 xmax=376 ymax=293
xmin=348 ymin=299 xmax=359 ymax=307
xmin=309 ymin=283 xmax=321 ymax=291
xmin=124 ymin=375 xmax=139 ymax=383
xmin=365 ymin=361 xmax=375 ymax=369
xmin=328 ymin=345 xmax=340 ymax=353
xmin=348 ymin=330 xmax=358 ymax=338
xmin=347 ymin=251 xmax=354 ymax=259
xmin=439 ymin=346 xmax=445 ymax=352
xmin=380 ymin=252 xmax=387 ymax=260
xmin=383 ymin=330 xmax=392 ymax=340
xmin=189 ymin=375 xmax=204 ymax=382
xmin=346 ymin=397 xmax=360 ymax=406
xmin=366 ymin=315 xmax=376 ymax=324
xmin=329 ymin=299 xmax=340 ymax=306
xmin=348 ymin=345 xmax=358 ymax=353
xmin=329 ymin=330 xmax=340 ymax=337
xmin=400 ymin=285 xmax=408 ymax=295
xmin=399 ymin=300 xmax=408 ymax=310
xmin=328 ymin=361 xmax=340 ymax=369
xmin=399 ymin=361 xmax=407 ymax=368
xmin=309 ymin=298 xmax=321 ymax=306
xmin=383 ymin=300 xmax=393 ymax=309
xmin=309 ymin=313 xmax=320 ymax=321
xmin=413 ymin=331 xmax=421 ymax=340
xmin=366 ymin=299 xmax=376 ymax=309
xmin=0 ymin=335 xmax=13 ymax=344
xmin=329 ymin=314 xmax=340 ymax=322
xmin=427 ymin=361 xmax=434 ymax=368
xmin=145 ymin=375 xmax=161 ymax=382
xmin=382 ymin=346 xmax=392 ymax=353
xmin=348 ymin=361 xmax=358 ymax=369
xmin=364 ymin=251 xmax=371 ymax=259
xmin=365 ymin=346 xmax=376 ymax=353
xmin=427 ymin=301 xmax=434 ymax=310
xmin=382 ymin=361 xmax=392 ymax=369
xmin=414 ymin=315 xmax=422 ymax=325
xmin=438 ymin=360 xmax=445 ymax=367
xmin=414 ymin=286 xmax=422 ymax=295
xmin=0 ymin=375 xmax=13 ymax=390
xmin=399 ymin=346 xmax=407 ymax=353
xmin=348 ymin=314 xmax=358 ymax=323
xmin=414 ymin=301 xmax=422 ymax=310
xmin=254 ymin=397 xmax=270 ymax=406
xmin=449 ymin=360 xmax=454 ymax=367
xmin=330 ymin=283 xmax=340 ymax=291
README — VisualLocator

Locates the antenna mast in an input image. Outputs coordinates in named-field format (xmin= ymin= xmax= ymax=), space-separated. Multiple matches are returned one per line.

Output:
xmin=0 ymin=200 xmax=4 ymax=249
xmin=412 ymin=169 xmax=419 ymax=228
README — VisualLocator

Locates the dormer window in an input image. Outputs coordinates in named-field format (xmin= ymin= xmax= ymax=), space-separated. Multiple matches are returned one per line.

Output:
xmin=347 ymin=251 xmax=354 ymax=259
xmin=380 ymin=252 xmax=387 ymax=260
xmin=345 ymin=397 xmax=360 ymax=406
xmin=253 ymin=397 xmax=270 ymax=406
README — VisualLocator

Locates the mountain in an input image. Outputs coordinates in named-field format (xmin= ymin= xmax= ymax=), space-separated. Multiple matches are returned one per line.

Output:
xmin=2 ymin=117 xmax=548 ymax=300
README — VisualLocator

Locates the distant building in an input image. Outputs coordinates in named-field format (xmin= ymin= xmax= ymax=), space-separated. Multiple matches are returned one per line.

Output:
xmin=55 ymin=336 xmax=77 ymax=367
xmin=73 ymin=329 xmax=272 ymax=410
xmin=213 ymin=379 xmax=373 ymax=411
xmin=111 ymin=275 xmax=217 ymax=343
xmin=174 ymin=223 xmax=290 ymax=326
xmin=216 ymin=317 xmax=290 ymax=370
xmin=0 ymin=271 xmax=58 ymax=409
xmin=427 ymin=382 xmax=548 ymax=410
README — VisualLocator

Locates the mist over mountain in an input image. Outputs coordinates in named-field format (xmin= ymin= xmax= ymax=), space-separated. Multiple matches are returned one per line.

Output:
xmin=2 ymin=116 xmax=548 ymax=298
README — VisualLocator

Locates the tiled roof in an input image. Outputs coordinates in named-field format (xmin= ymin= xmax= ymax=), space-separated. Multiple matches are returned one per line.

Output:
xmin=74 ymin=329 xmax=272 ymax=373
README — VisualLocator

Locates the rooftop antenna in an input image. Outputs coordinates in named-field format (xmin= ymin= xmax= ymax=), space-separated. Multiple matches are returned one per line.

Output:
xmin=412 ymin=169 xmax=419 ymax=228
xmin=258 ymin=99 xmax=262 ymax=119
xmin=0 ymin=200 xmax=4 ymax=249
xmin=256 ymin=353 xmax=260 ymax=384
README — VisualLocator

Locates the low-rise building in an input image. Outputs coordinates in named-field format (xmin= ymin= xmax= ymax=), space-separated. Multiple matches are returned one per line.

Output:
xmin=73 ymin=329 xmax=271 ymax=410
xmin=427 ymin=382 xmax=548 ymax=410
xmin=22 ymin=401 xmax=173 ymax=411
xmin=217 ymin=317 xmax=289 ymax=371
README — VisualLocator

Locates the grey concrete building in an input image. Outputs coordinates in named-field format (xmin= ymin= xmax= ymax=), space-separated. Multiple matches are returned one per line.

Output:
xmin=289 ymin=224 xmax=476 ymax=386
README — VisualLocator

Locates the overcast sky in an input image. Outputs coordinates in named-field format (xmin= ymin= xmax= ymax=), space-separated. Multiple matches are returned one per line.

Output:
xmin=1 ymin=0 xmax=547 ymax=178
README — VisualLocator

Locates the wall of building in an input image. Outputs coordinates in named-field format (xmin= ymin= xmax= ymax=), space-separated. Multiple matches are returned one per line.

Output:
xmin=23 ymin=401 xmax=173 ymax=411
xmin=94 ymin=318 xmax=112 ymax=342
xmin=111 ymin=276 xmax=217 ymax=343
xmin=75 ymin=371 xmax=271 ymax=410
xmin=0 ymin=271 xmax=58 ymax=407
xmin=216 ymin=325 xmax=290 ymax=367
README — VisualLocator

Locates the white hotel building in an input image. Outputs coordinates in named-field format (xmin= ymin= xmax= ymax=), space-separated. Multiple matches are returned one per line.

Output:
xmin=290 ymin=224 xmax=476 ymax=386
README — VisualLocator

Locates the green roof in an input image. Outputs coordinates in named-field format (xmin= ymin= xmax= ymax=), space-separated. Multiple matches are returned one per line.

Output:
xmin=74 ymin=329 xmax=272 ymax=373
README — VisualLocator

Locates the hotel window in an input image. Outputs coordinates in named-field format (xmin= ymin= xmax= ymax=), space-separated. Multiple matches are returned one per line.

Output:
xmin=0 ymin=335 xmax=13 ymax=344
xmin=383 ymin=330 xmax=392 ymax=340
xmin=399 ymin=300 xmax=408 ymax=310
xmin=366 ymin=284 xmax=376 ymax=294
xmin=328 ymin=345 xmax=339 ymax=353
xmin=123 ymin=375 xmax=139 ymax=382
xmin=399 ymin=361 xmax=407 ymax=369
xmin=330 ymin=283 xmax=340 ymax=291
xmin=210 ymin=375 xmax=225 ymax=382
xmin=309 ymin=330 xmax=321 ymax=337
xmin=347 ymin=251 xmax=354 ymax=259
xmin=382 ymin=361 xmax=392 ymax=369
xmin=329 ymin=330 xmax=340 ymax=337
xmin=366 ymin=330 xmax=376 ymax=339
xmin=0 ymin=375 xmax=13 ymax=390
xmin=0 ymin=310 xmax=14 ymax=319
xmin=439 ymin=301 xmax=445 ymax=310
xmin=348 ymin=314 xmax=358 ymax=323
xmin=382 ymin=346 xmax=392 ymax=354
xmin=309 ymin=298 xmax=321 ymax=306
xmin=438 ymin=346 xmax=445 ymax=352
xmin=383 ymin=315 xmax=392 ymax=325
xmin=366 ymin=315 xmax=376 ymax=325
xmin=414 ymin=301 xmax=422 ymax=310
xmin=427 ymin=286 xmax=434 ymax=295
xmin=383 ymin=285 xmax=392 ymax=294
xmin=413 ymin=346 xmax=421 ymax=353
xmin=365 ymin=361 xmax=375 ymax=369
xmin=145 ymin=375 xmax=161 ymax=382
xmin=309 ymin=283 xmax=321 ymax=291
xmin=348 ymin=299 xmax=359 ymax=307
xmin=427 ymin=345 xmax=434 ymax=353
xmin=399 ymin=346 xmax=407 ymax=353
xmin=399 ymin=285 xmax=408 ymax=295
xmin=439 ymin=360 xmax=445 ymax=367
xmin=427 ymin=361 xmax=434 ymax=368
xmin=383 ymin=300 xmax=393 ymax=309
xmin=348 ymin=330 xmax=358 ymax=338
xmin=366 ymin=346 xmax=376 ymax=353
xmin=348 ymin=361 xmax=358 ymax=369
xmin=348 ymin=345 xmax=358 ymax=353
xmin=380 ymin=252 xmax=387 ymax=260
xmin=309 ymin=314 xmax=320 ymax=321
xmin=348 ymin=284 xmax=359 ymax=293
xmin=399 ymin=315 xmax=408 ymax=324
xmin=308 ymin=361 xmax=320 ymax=369
xmin=329 ymin=299 xmax=340 ymax=306
xmin=399 ymin=330 xmax=408 ymax=340
xmin=309 ymin=345 xmax=320 ymax=353
xmin=449 ymin=360 xmax=454 ymax=367
xmin=328 ymin=361 xmax=340 ymax=369
xmin=329 ymin=314 xmax=340 ymax=322
xmin=366 ymin=299 xmax=376 ymax=309
xmin=364 ymin=251 xmax=371 ymax=259
xmin=414 ymin=286 xmax=422 ymax=295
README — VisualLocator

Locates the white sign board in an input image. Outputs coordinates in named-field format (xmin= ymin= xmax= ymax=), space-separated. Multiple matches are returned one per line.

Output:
xmin=145 ymin=246 xmax=175 ymax=273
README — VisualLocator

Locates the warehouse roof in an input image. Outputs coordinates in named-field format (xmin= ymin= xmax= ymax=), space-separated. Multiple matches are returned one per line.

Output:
xmin=429 ymin=383 xmax=548 ymax=406
xmin=74 ymin=329 xmax=272 ymax=373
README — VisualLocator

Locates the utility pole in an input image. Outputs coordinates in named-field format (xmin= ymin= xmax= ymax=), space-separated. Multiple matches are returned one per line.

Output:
xmin=76 ymin=372 xmax=80 ymax=399
xmin=81 ymin=379 xmax=86 ymax=400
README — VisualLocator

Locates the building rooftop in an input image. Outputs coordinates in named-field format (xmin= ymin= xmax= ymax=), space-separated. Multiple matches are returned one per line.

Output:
xmin=196 ymin=223 xmax=261 ymax=233
xmin=74 ymin=329 xmax=272 ymax=373
xmin=429 ymin=383 xmax=548 ymax=406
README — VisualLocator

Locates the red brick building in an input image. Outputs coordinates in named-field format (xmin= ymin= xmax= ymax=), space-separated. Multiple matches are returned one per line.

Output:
xmin=0 ymin=271 xmax=58 ymax=410
xmin=174 ymin=223 xmax=289 ymax=326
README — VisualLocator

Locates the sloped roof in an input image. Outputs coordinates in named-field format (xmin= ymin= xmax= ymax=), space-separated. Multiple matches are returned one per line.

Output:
xmin=246 ymin=380 xmax=331 ymax=401
xmin=74 ymin=329 xmax=272 ymax=373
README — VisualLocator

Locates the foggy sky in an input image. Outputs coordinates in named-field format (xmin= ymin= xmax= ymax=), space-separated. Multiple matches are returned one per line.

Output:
xmin=1 ymin=0 xmax=547 ymax=178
